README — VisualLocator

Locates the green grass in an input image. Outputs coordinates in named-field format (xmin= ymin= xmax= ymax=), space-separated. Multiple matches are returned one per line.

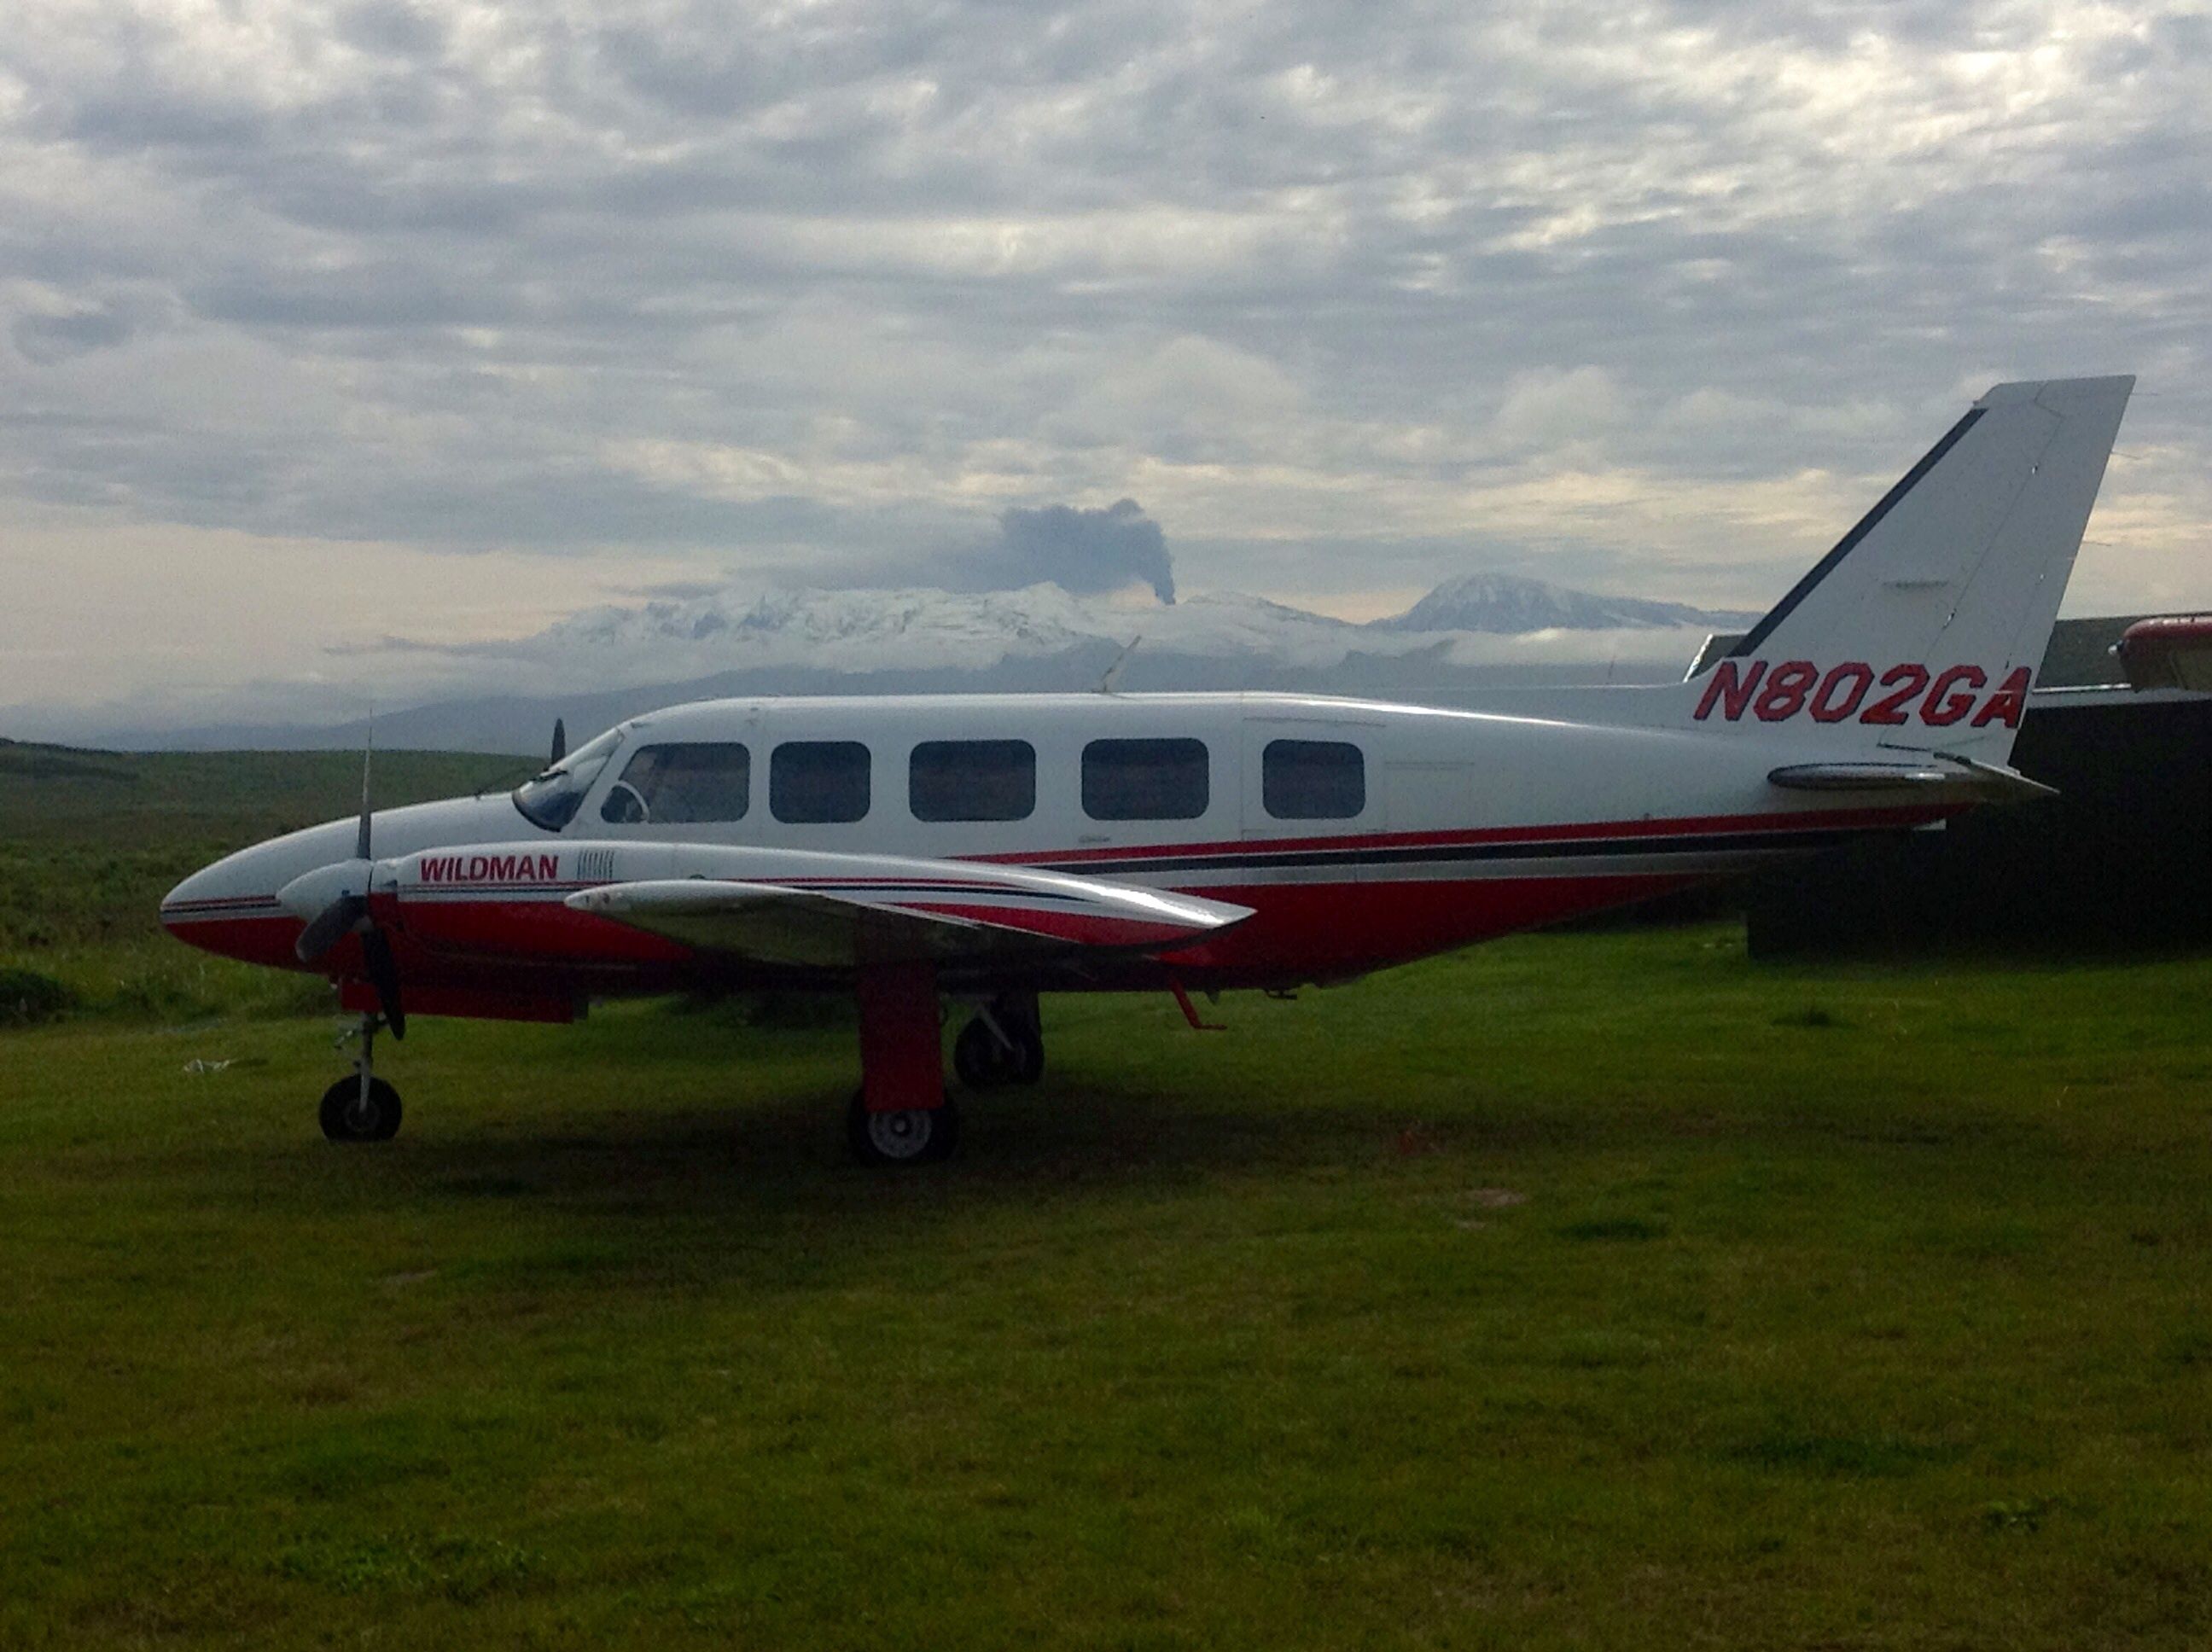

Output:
xmin=5 ymin=916 xmax=2212 ymax=1648
xmin=4 ymin=742 xmax=2210 ymax=1644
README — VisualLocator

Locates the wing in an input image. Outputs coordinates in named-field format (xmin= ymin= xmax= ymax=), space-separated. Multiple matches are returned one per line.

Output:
xmin=563 ymin=861 xmax=1252 ymax=969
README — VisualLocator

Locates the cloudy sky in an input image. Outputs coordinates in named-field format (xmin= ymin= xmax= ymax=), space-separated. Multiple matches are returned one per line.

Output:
xmin=3 ymin=0 xmax=2209 ymax=736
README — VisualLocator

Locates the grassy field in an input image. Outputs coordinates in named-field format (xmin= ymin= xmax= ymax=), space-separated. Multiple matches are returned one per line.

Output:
xmin=3 ymin=745 xmax=2211 ymax=1648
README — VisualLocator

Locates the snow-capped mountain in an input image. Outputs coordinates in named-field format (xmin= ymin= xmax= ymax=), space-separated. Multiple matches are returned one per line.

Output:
xmin=1372 ymin=572 xmax=1758 ymax=634
xmin=534 ymin=573 xmax=1749 ymax=678
xmin=540 ymin=584 xmax=1109 ymax=671
xmin=533 ymin=584 xmax=1410 ymax=679
xmin=91 ymin=574 xmax=1749 ymax=750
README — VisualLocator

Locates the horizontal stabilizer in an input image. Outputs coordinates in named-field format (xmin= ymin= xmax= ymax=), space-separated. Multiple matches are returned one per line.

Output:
xmin=1767 ymin=757 xmax=2058 ymax=802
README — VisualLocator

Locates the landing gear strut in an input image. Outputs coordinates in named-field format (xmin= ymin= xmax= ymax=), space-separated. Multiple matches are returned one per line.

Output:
xmin=321 ymin=1013 xmax=403 ymax=1143
xmin=847 ymin=962 xmax=957 ymax=1166
xmin=954 ymin=993 xmax=1045 ymax=1090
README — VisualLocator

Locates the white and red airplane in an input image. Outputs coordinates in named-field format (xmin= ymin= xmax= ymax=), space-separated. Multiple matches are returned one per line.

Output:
xmin=162 ymin=375 xmax=2133 ymax=1163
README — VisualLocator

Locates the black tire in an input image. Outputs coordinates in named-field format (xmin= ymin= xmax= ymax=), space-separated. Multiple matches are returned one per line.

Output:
xmin=1010 ymin=1025 xmax=1045 ymax=1086
xmin=954 ymin=1016 xmax=1016 ymax=1089
xmin=847 ymin=1087 xmax=958 ymax=1166
xmin=319 ymin=1075 xmax=402 ymax=1143
xmin=954 ymin=1009 xmax=1045 ymax=1090
xmin=1004 ymin=995 xmax=1045 ymax=1086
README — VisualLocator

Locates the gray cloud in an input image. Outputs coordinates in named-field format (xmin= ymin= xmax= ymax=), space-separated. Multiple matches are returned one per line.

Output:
xmin=1 ymin=0 xmax=2209 ymax=721
xmin=12 ymin=306 xmax=132 ymax=364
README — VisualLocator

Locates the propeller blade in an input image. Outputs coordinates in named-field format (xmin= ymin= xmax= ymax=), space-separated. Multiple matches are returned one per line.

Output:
xmin=550 ymin=717 xmax=567 ymax=765
xmin=294 ymin=893 xmax=369 ymax=963
xmin=360 ymin=928 xmax=405 ymax=1040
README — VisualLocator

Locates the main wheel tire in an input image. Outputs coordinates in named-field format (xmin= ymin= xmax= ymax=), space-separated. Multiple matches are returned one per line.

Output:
xmin=1003 ymin=996 xmax=1045 ymax=1085
xmin=954 ymin=1016 xmax=1018 ymax=1089
xmin=954 ymin=1012 xmax=1045 ymax=1090
xmin=847 ymin=1088 xmax=959 ymax=1166
xmin=319 ymin=1075 xmax=402 ymax=1143
xmin=1010 ymin=1026 xmax=1045 ymax=1086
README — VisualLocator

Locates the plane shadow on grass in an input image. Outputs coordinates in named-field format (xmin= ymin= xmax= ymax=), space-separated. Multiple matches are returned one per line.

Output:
xmin=160 ymin=1048 xmax=1660 ymax=1208
xmin=195 ymin=1060 xmax=2028 ymax=1213
xmin=135 ymin=1078 xmax=1489 ymax=1299
xmin=148 ymin=1067 xmax=2093 ymax=1319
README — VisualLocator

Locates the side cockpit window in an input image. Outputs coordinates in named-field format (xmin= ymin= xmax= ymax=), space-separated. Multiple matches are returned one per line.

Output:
xmin=771 ymin=741 xmax=870 ymax=823
xmin=1262 ymin=739 xmax=1365 ymax=820
xmin=601 ymin=742 xmax=750 ymax=825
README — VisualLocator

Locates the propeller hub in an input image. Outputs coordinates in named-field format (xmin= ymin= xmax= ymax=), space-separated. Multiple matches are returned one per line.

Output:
xmin=276 ymin=858 xmax=376 ymax=926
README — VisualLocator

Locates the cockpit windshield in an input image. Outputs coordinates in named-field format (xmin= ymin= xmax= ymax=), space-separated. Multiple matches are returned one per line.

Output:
xmin=511 ymin=727 xmax=625 ymax=832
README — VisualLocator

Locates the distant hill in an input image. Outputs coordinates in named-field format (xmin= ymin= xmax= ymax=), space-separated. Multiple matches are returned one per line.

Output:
xmin=0 ymin=740 xmax=533 ymax=846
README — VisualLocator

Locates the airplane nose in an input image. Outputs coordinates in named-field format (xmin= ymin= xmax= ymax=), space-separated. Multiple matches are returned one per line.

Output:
xmin=160 ymin=850 xmax=311 ymax=967
xmin=159 ymin=794 xmax=529 ymax=967
xmin=159 ymin=821 xmax=358 ymax=967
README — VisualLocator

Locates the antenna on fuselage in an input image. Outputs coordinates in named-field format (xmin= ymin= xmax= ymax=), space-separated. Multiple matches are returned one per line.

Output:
xmin=1098 ymin=635 xmax=1143 ymax=695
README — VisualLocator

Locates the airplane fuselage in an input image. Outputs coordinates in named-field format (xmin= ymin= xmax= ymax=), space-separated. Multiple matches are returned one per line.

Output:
xmin=161 ymin=689 xmax=1947 ymax=1017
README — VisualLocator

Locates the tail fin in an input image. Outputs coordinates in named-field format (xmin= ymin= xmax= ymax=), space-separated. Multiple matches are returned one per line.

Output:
xmin=1679 ymin=375 xmax=2132 ymax=758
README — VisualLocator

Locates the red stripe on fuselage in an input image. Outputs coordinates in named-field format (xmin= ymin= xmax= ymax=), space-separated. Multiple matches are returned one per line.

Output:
xmin=969 ymin=804 xmax=1948 ymax=866
xmin=397 ymin=896 xmax=694 ymax=965
xmin=1156 ymin=872 xmax=1699 ymax=977
xmin=160 ymin=805 xmax=1953 ymax=1008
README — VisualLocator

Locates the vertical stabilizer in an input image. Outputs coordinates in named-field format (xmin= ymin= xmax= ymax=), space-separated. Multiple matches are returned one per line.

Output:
xmin=1675 ymin=375 xmax=2132 ymax=759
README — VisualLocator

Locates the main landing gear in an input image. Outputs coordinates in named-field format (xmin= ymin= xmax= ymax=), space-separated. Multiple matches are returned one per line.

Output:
xmin=846 ymin=1085 xmax=959 ymax=1166
xmin=847 ymin=963 xmax=957 ymax=1167
xmin=320 ymin=1012 xmax=403 ymax=1143
xmin=847 ymin=974 xmax=1050 ymax=1167
xmin=953 ymin=993 xmax=1045 ymax=1091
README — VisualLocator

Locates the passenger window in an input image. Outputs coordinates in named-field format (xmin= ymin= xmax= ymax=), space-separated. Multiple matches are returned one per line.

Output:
xmin=600 ymin=742 xmax=749 ymax=824
xmin=771 ymin=741 xmax=870 ymax=823
xmin=1262 ymin=739 xmax=1365 ymax=820
xmin=911 ymin=740 xmax=1035 ymax=823
xmin=1082 ymin=737 xmax=1208 ymax=821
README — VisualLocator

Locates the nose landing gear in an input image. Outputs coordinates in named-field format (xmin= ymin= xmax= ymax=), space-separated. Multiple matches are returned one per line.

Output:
xmin=320 ymin=1013 xmax=403 ymax=1143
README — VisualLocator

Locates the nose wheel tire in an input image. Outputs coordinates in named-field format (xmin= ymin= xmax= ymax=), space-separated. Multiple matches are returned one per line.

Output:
xmin=320 ymin=1076 xmax=403 ymax=1143
xmin=847 ymin=1089 xmax=958 ymax=1166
